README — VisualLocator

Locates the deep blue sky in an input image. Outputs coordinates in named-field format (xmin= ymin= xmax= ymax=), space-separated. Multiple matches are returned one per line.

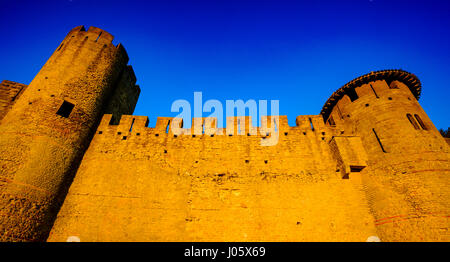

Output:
xmin=0 ymin=0 xmax=449 ymax=129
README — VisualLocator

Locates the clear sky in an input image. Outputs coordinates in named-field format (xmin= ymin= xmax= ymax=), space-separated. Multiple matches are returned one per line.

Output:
xmin=0 ymin=0 xmax=448 ymax=129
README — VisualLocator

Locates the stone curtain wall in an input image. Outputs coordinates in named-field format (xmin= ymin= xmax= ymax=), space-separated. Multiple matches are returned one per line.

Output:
xmin=48 ymin=114 xmax=378 ymax=241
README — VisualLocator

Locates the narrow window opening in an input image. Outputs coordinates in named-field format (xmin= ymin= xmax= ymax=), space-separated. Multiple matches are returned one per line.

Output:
xmin=98 ymin=131 xmax=103 ymax=134
xmin=347 ymin=88 xmax=359 ymax=102
xmin=129 ymin=118 xmax=135 ymax=132
xmin=388 ymin=97 xmax=393 ymax=100
xmin=237 ymin=119 xmax=241 ymax=134
xmin=56 ymin=100 xmax=74 ymax=118
xmin=370 ymin=84 xmax=379 ymax=98
xmin=122 ymin=136 xmax=127 ymax=140
xmin=136 ymin=133 xmax=140 ymax=136
xmin=284 ymin=132 xmax=288 ymax=136
xmin=407 ymin=114 xmax=420 ymax=130
xmin=166 ymin=120 xmax=170 ymax=134
xmin=245 ymin=160 xmax=249 ymax=163
xmin=164 ymin=149 xmax=167 ymax=154
xmin=155 ymin=134 xmax=159 ymax=137
xmin=117 ymin=132 xmax=122 ymax=135
xmin=57 ymin=44 xmax=64 ymax=51
xmin=192 ymin=134 xmax=196 ymax=138
xmin=95 ymin=32 xmax=102 ymax=42
xmin=350 ymin=166 xmax=365 ymax=172
xmin=336 ymin=105 xmax=344 ymax=120
xmin=414 ymin=114 xmax=427 ymax=130
xmin=309 ymin=118 xmax=315 ymax=131
xmin=372 ymin=128 xmax=387 ymax=153
xmin=264 ymin=160 xmax=268 ymax=164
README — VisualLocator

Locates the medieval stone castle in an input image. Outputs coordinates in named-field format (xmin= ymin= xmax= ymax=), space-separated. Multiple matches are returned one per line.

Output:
xmin=0 ymin=26 xmax=448 ymax=242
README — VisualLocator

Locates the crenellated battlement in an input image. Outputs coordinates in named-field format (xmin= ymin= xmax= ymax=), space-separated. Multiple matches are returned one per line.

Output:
xmin=64 ymin=25 xmax=116 ymax=46
xmin=95 ymin=114 xmax=344 ymax=143
xmin=56 ymin=25 xmax=130 ymax=64
xmin=320 ymin=69 xmax=421 ymax=120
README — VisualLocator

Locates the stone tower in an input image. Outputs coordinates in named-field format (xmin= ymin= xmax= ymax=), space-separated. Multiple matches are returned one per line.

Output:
xmin=0 ymin=26 xmax=140 ymax=241
xmin=321 ymin=70 xmax=450 ymax=241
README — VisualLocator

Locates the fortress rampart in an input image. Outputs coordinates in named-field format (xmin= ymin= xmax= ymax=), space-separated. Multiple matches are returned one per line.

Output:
xmin=0 ymin=26 xmax=448 ymax=242
xmin=47 ymin=114 xmax=379 ymax=241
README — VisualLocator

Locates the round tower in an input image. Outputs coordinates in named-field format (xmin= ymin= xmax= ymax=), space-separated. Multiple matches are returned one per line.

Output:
xmin=322 ymin=69 xmax=450 ymax=241
xmin=0 ymin=26 xmax=130 ymax=241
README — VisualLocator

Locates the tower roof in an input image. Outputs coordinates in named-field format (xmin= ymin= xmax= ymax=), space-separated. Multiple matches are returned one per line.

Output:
xmin=320 ymin=69 xmax=421 ymax=119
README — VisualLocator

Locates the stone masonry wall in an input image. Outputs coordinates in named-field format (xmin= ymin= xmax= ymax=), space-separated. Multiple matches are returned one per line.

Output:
xmin=48 ymin=114 xmax=378 ymax=241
